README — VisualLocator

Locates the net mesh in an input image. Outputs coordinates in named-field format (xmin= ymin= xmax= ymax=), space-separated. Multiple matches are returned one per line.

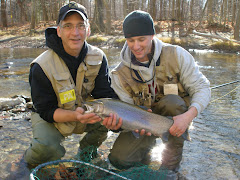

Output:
xmin=30 ymin=146 xmax=167 ymax=180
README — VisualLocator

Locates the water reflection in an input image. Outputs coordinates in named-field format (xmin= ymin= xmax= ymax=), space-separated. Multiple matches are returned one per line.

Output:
xmin=0 ymin=48 xmax=46 ymax=97
xmin=0 ymin=48 xmax=239 ymax=179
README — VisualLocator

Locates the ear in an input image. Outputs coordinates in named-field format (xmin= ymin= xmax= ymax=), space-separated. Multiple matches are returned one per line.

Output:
xmin=87 ymin=25 xmax=91 ymax=37
xmin=57 ymin=26 xmax=61 ymax=38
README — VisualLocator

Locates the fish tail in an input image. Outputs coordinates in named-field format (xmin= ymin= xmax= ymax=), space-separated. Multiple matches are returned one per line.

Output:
xmin=181 ymin=129 xmax=191 ymax=141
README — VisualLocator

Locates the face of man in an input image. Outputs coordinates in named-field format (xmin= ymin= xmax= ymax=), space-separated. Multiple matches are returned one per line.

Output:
xmin=57 ymin=13 xmax=90 ymax=57
xmin=126 ymin=35 xmax=154 ymax=62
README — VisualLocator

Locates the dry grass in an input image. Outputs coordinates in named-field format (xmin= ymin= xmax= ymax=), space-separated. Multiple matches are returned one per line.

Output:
xmin=87 ymin=35 xmax=108 ymax=43
xmin=210 ymin=41 xmax=240 ymax=52
xmin=113 ymin=38 xmax=126 ymax=46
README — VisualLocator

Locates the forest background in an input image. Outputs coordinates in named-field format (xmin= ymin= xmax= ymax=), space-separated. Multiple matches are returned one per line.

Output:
xmin=1 ymin=0 xmax=240 ymax=52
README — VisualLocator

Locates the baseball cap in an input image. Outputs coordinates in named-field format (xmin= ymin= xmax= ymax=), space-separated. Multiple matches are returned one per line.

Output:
xmin=57 ymin=1 xmax=88 ymax=24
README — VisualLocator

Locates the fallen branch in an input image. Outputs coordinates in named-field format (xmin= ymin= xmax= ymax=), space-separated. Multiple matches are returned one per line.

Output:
xmin=191 ymin=30 xmax=240 ymax=44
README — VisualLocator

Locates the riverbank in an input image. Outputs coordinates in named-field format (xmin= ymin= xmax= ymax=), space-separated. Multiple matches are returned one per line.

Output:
xmin=1 ymin=32 xmax=239 ymax=54
xmin=0 ymin=21 xmax=240 ymax=54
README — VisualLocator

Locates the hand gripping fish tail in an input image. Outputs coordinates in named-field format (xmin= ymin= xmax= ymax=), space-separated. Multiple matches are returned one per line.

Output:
xmin=163 ymin=116 xmax=191 ymax=142
xmin=83 ymin=98 xmax=191 ymax=142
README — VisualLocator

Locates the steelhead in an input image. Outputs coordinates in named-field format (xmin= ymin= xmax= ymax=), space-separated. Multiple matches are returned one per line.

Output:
xmin=83 ymin=98 xmax=191 ymax=141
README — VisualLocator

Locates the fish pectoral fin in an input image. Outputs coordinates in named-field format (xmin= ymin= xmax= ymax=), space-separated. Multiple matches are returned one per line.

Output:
xmin=131 ymin=131 xmax=140 ymax=138
xmin=162 ymin=131 xmax=170 ymax=142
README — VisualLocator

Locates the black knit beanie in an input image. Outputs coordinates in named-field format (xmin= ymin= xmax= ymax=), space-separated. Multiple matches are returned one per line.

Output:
xmin=123 ymin=10 xmax=155 ymax=38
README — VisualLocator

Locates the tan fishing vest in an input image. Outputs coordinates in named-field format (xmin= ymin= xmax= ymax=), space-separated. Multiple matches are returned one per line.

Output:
xmin=112 ymin=45 xmax=189 ymax=108
xmin=31 ymin=45 xmax=104 ymax=136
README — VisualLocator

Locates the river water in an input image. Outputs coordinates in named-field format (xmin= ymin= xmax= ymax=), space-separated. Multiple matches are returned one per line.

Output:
xmin=0 ymin=48 xmax=239 ymax=180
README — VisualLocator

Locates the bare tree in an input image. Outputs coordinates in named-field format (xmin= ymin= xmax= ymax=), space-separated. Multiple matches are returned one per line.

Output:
xmin=190 ymin=0 xmax=195 ymax=21
xmin=149 ymin=0 xmax=157 ymax=20
xmin=92 ymin=0 xmax=105 ymax=33
xmin=128 ymin=0 xmax=135 ymax=12
xmin=234 ymin=0 xmax=240 ymax=40
xmin=207 ymin=0 xmax=214 ymax=24
xmin=1 ymin=0 xmax=8 ymax=27
xmin=10 ymin=0 xmax=14 ymax=25
xmin=41 ymin=0 xmax=49 ymax=21
xmin=176 ymin=0 xmax=181 ymax=21
xmin=197 ymin=0 xmax=209 ymax=28
xmin=112 ymin=0 xmax=116 ymax=20
xmin=232 ymin=0 xmax=237 ymax=26
xmin=220 ymin=0 xmax=227 ymax=25
xmin=29 ymin=0 xmax=36 ymax=34
xmin=158 ymin=0 xmax=164 ymax=20
xmin=17 ymin=0 xmax=28 ymax=24
xmin=103 ymin=0 xmax=112 ymax=34
xmin=123 ymin=0 xmax=128 ymax=17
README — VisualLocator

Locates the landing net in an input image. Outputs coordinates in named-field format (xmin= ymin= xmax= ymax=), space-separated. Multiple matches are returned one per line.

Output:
xmin=29 ymin=147 xmax=167 ymax=180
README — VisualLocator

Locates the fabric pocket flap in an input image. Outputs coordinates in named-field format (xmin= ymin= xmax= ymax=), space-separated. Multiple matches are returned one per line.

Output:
xmin=53 ymin=72 xmax=70 ymax=81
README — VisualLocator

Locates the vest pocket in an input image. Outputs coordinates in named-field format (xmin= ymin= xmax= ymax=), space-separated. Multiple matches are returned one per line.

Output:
xmin=83 ymin=64 xmax=100 ymax=92
xmin=53 ymin=72 xmax=76 ymax=109
xmin=53 ymin=72 xmax=73 ymax=90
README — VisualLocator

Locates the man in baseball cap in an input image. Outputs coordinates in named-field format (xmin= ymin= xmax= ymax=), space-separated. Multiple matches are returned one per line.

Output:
xmin=24 ymin=1 xmax=119 ymax=167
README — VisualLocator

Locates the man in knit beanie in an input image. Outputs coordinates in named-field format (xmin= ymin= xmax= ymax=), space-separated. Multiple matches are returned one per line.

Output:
xmin=104 ymin=10 xmax=211 ymax=179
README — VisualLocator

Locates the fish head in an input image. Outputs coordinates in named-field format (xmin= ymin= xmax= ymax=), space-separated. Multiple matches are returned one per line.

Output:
xmin=82 ymin=100 xmax=105 ymax=114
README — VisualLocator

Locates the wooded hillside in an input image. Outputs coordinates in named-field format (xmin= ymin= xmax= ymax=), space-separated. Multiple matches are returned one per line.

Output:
xmin=0 ymin=0 xmax=240 ymax=41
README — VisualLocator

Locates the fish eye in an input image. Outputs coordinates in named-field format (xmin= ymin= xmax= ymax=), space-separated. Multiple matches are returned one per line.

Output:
xmin=82 ymin=105 xmax=88 ymax=111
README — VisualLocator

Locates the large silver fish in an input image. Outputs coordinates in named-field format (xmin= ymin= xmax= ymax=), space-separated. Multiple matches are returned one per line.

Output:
xmin=83 ymin=98 xmax=190 ymax=141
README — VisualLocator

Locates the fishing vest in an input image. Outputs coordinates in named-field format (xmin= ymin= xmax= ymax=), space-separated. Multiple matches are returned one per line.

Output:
xmin=31 ymin=45 xmax=103 ymax=136
xmin=112 ymin=45 xmax=189 ymax=108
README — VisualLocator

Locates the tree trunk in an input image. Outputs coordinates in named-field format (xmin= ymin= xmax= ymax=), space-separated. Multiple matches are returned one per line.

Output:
xmin=103 ymin=0 xmax=111 ymax=34
xmin=190 ymin=0 xmax=194 ymax=21
xmin=149 ymin=0 xmax=156 ymax=20
xmin=220 ymin=0 xmax=227 ymax=26
xmin=234 ymin=0 xmax=240 ymax=40
xmin=207 ymin=0 xmax=213 ymax=24
xmin=123 ymin=0 xmax=128 ymax=17
xmin=197 ymin=0 xmax=209 ymax=28
xmin=128 ymin=0 xmax=135 ymax=13
xmin=171 ymin=20 xmax=175 ymax=39
xmin=10 ymin=0 xmax=14 ymax=25
xmin=178 ymin=0 xmax=185 ymax=37
xmin=92 ymin=0 xmax=105 ymax=33
xmin=53 ymin=0 xmax=59 ymax=22
xmin=232 ymin=0 xmax=237 ymax=26
xmin=112 ymin=0 xmax=116 ymax=20
xmin=41 ymin=0 xmax=49 ymax=21
xmin=171 ymin=0 xmax=175 ymax=20
xmin=1 ymin=0 xmax=8 ymax=27
xmin=163 ymin=0 xmax=167 ymax=20
xmin=159 ymin=0 xmax=163 ymax=20
xmin=30 ymin=0 xmax=36 ymax=34
xmin=141 ymin=0 xmax=147 ymax=11
xmin=176 ymin=0 xmax=181 ymax=22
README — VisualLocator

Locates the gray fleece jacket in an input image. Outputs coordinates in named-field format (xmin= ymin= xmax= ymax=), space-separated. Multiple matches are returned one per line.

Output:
xmin=111 ymin=37 xmax=211 ymax=115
